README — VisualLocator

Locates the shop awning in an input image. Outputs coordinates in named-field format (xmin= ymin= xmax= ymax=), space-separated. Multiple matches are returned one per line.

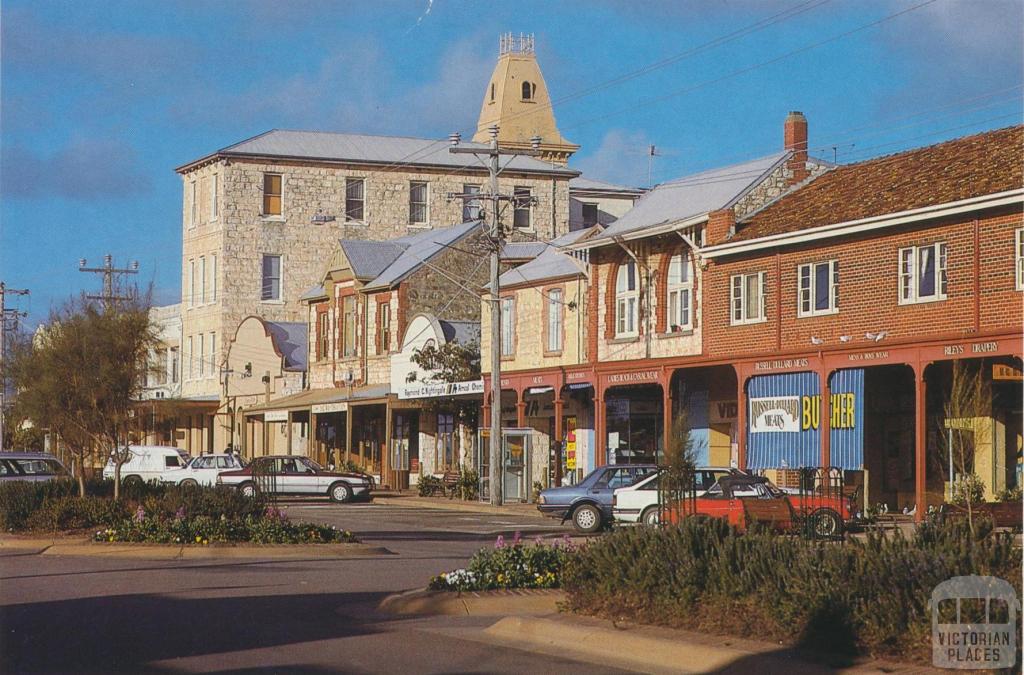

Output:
xmin=241 ymin=384 xmax=391 ymax=417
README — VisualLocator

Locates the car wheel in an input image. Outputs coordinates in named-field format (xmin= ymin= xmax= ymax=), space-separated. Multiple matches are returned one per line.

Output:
xmin=572 ymin=504 xmax=603 ymax=534
xmin=641 ymin=506 xmax=660 ymax=527
xmin=179 ymin=479 xmax=199 ymax=488
xmin=122 ymin=475 xmax=143 ymax=487
xmin=810 ymin=508 xmax=842 ymax=538
xmin=239 ymin=482 xmax=259 ymax=499
xmin=329 ymin=482 xmax=352 ymax=503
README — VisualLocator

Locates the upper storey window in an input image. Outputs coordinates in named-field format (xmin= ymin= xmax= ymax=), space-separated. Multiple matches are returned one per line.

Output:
xmin=521 ymin=81 xmax=536 ymax=100
xmin=1015 ymin=229 xmax=1023 ymax=291
xmin=899 ymin=243 xmax=946 ymax=304
xmin=409 ymin=181 xmax=429 ymax=225
xmin=615 ymin=261 xmax=639 ymax=337
xmin=797 ymin=260 xmax=838 ymax=317
xmin=346 ymin=178 xmax=365 ymax=222
xmin=666 ymin=252 xmax=693 ymax=331
xmin=730 ymin=272 xmax=766 ymax=325
xmin=263 ymin=173 xmax=282 ymax=216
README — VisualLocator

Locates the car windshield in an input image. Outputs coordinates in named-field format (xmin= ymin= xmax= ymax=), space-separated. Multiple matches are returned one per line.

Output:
xmin=11 ymin=458 xmax=65 ymax=475
xmin=302 ymin=458 xmax=324 ymax=472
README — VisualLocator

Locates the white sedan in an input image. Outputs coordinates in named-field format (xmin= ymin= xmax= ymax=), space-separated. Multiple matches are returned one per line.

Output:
xmin=162 ymin=454 xmax=245 ymax=487
xmin=612 ymin=467 xmax=737 ymax=526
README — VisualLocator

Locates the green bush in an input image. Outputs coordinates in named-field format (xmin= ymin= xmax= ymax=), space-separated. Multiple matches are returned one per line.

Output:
xmin=451 ymin=468 xmax=479 ymax=501
xmin=561 ymin=517 xmax=1021 ymax=662
xmin=26 ymin=496 xmax=127 ymax=532
xmin=418 ymin=474 xmax=444 ymax=497
xmin=429 ymin=534 xmax=572 ymax=591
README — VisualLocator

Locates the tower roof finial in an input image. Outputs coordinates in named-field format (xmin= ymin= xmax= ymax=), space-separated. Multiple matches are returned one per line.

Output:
xmin=499 ymin=32 xmax=534 ymax=56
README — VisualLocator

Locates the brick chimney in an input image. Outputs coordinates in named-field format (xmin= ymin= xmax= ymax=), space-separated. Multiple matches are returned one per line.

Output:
xmin=706 ymin=207 xmax=736 ymax=245
xmin=784 ymin=111 xmax=809 ymax=185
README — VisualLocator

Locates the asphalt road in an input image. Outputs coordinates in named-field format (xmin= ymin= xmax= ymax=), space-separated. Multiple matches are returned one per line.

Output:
xmin=0 ymin=501 xmax=623 ymax=675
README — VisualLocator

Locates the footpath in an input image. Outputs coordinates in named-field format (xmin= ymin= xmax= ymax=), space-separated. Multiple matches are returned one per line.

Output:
xmin=381 ymin=589 xmax=943 ymax=674
xmin=372 ymin=492 xmax=548 ymax=519
xmin=0 ymin=535 xmax=390 ymax=559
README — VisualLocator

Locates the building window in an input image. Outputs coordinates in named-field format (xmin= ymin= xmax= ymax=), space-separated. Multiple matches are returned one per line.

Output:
xmin=490 ymin=83 xmax=495 ymax=102
xmin=316 ymin=312 xmax=329 ymax=361
xmin=209 ymin=332 xmax=217 ymax=377
xmin=190 ymin=181 xmax=197 ymax=227
xmin=730 ymin=271 xmax=766 ymax=325
xmin=462 ymin=184 xmax=481 ymax=221
xmin=170 ymin=347 xmax=179 ymax=384
xmin=899 ymin=243 xmax=947 ymax=304
xmin=186 ymin=336 xmax=192 ymax=380
xmin=500 ymin=297 xmax=515 ymax=357
xmin=345 ymin=178 xmax=365 ymax=221
xmin=210 ymin=174 xmax=218 ymax=219
xmin=547 ymin=288 xmax=563 ymax=353
xmin=513 ymin=187 xmax=532 ymax=229
xmin=521 ymin=81 xmax=536 ymax=100
xmin=666 ymin=252 xmax=693 ymax=331
xmin=263 ymin=173 xmax=282 ymax=216
xmin=198 ymin=333 xmax=205 ymax=377
xmin=1016 ymin=229 xmax=1024 ymax=291
xmin=582 ymin=203 xmax=599 ymax=227
xmin=437 ymin=413 xmax=456 ymax=470
xmin=376 ymin=303 xmax=391 ymax=355
xmin=615 ymin=261 xmax=639 ymax=337
xmin=409 ymin=181 xmax=428 ymax=225
xmin=261 ymin=254 xmax=281 ymax=301
xmin=210 ymin=254 xmax=217 ymax=303
xmin=188 ymin=259 xmax=196 ymax=307
xmin=798 ymin=260 xmax=838 ymax=317
xmin=341 ymin=295 xmax=356 ymax=358
xmin=199 ymin=256 xmax=207 ymax=304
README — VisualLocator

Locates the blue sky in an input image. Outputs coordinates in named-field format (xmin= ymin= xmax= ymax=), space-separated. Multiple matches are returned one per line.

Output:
xmin=2 ymin=0 xmax=1021 ymax=325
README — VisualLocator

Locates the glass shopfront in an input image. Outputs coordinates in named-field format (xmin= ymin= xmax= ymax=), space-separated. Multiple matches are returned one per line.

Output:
xmin=605 ymin=385 xmax=663 ymax=465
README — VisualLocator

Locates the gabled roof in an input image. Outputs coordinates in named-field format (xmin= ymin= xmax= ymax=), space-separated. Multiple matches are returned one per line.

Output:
xmin=728 ymin=125 xmax=1024 ymax=245
xmin=493 ymin=227 xmax=596 ymax=289
xmin=338 ymin=240 xmax=409 ymax=280
xmin=438 ymin=320 xmax=481 ymax=346
xmin=300 ymin=284 xmax=327 ymax=302
xmin=360 ymin=221 xmax=482 ymax=291
xmin=569 ymin=176 xmax=644 ymax=195
xmin=264 ymin=321 xmax=308 ymax=372
xmin=177 ymin=129 xmax=579 ymax=177
xmin=501 ymin=241 xmax=547 ymax=260
xmin=580 ymin=152 xmax=791 ymax=247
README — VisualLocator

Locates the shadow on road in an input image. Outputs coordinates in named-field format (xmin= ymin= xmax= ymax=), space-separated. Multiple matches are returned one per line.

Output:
xmin=0 ymin=589 xmax=390 ymax=673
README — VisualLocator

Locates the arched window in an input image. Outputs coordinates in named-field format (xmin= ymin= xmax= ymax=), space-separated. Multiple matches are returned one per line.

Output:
xmin=521 ymin=81 xmax=535 ymax=100
xmin=615 ymin=261 xmax=638 ymax=337
xmin=666 ymin=252 xmax=693 ymax=331
xmin=490 ymin=83 xmax=495 ymax=102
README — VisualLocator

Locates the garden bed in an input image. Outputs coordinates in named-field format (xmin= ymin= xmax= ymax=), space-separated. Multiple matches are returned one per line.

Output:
xmin=0 ymin=478 xmax=356 ymax=545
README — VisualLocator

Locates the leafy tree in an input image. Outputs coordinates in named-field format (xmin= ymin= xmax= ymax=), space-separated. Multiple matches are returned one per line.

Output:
xmin=9 ymin=293 xmax=156 ymax=499
xmin=407 ymin=339 xmax=481 ymax=456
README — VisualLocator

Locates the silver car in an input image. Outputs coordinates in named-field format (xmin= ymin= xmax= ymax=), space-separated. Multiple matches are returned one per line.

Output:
xmin=0 ymin=452 xmax=69 ymax=483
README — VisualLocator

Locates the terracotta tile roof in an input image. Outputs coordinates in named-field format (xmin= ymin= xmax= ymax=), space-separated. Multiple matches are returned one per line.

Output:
xmin=729 ymin=125 xmax=1023 ymax=244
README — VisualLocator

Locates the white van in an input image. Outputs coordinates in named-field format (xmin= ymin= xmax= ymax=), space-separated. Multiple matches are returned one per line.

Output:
xmin=102 ymin=445 xmax=190 ymax=485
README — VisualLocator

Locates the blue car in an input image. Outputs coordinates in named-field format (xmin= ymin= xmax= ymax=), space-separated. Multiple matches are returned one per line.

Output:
xmin=537 ymin=464 xmax=657 ymax=533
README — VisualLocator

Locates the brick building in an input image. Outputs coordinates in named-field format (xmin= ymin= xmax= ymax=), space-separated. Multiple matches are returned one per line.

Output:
xmin=480 ymin=120 xmax=1023 ymax=515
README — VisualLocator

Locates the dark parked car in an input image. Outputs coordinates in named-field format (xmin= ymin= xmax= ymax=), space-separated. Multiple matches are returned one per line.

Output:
xmin=217 ymin=455 xmax=372 ymax=503
xmin=537 ymin=463 xmax=657 ymax=533
xmin=0 ymin=452 xmax=69 ymax=483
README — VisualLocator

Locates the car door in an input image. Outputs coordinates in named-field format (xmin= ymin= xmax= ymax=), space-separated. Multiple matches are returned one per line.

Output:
xmin=280 ymin=458 xmax=318 ymax=494
xmin=189 ymin=457 xmax=216 ymax=485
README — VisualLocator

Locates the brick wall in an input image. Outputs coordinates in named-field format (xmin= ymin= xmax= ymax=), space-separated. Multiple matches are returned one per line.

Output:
xmin=702 ymin=207 xmax=1024 ymax=358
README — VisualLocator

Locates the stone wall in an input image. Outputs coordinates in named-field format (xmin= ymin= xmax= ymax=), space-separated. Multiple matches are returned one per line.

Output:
xmin=732 ymin=160 xmax=830 ymax=219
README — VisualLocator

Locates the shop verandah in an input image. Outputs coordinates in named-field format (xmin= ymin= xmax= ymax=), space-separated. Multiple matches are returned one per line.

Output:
xmin=485 ymin=331 xmax=1021 ymax=516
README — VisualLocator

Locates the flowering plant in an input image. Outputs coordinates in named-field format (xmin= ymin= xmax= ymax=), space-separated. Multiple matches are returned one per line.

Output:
xmin=428 ymin=534 xmax=573 ymax=591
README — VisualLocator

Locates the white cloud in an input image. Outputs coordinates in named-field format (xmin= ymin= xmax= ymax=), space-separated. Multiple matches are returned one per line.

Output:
xmin=572 ymin=129 xmax=652 ymax=188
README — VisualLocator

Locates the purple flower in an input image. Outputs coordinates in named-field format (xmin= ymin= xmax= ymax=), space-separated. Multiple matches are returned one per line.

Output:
xmin=175 ymin=506 xmax=186 ymax=520
xmin=512 ymin=531 xmax=522 ymax=545
xmin=494 ymin=535 xmax=505 ymax=548
xmin=133 ymin=506 xmax=145 ymax=523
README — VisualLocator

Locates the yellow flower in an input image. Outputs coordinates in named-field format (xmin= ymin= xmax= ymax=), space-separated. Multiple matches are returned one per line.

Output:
xmin=195 ymin=536 xmax=202 ymax=543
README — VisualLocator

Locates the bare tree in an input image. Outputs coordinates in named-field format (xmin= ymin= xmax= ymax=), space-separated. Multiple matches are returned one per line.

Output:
xmin=9 ymin=292 xmax=156 ymax=499
xmin=937 ymin=360 xmax=993 ymax=533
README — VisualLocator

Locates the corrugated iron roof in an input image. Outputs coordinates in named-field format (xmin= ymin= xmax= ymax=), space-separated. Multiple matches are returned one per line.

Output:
xmin=264 ymin=321 xmax=308 ymax=372
xmin=361 ymin=221 xmax=483 ymax=290
xmin=179 ymin=129 xmax=578 ymax=176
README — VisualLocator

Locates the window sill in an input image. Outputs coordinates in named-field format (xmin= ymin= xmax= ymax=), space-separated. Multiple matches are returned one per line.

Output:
xmin=658 ymin=328 xmax=693 ymax=339
xmin=408 ymin=222 xmax=431 ymax=229
xmin=797 ymin=308 xmax=839 ymax=319
xmin=261 ymin=299 xmax=285 ymax=305
xmin=261 ymin=215 xmax=286 ymax=223
xmin=898 ymin=295 xmax=946 ymax=306
xmin=730 ymin=318 xmax=767 ymax=327
xmin=543 ymin=350 xmax=564 ymax=358
xmin=345 ymin=220 xmax=368 ymax=227
xmin=608 ymin=336 xmax=639 ymax=344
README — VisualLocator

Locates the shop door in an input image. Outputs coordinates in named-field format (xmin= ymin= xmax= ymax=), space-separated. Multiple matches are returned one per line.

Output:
xmin=391 ymin=413 xmax=413 ymax=490
xmin=503 ymin=430 xmax=530 ymax=502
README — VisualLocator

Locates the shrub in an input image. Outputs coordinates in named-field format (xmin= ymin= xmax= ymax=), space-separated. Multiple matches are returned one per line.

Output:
xmin=418 ymin=475 xmax=444 ymax=497
xmin=451 ymin=468 xmax=478 ymax=501
xmin=561 ymin=518 xmax=1021 ymax=662
xmin=995 ymin=485 xmax=1022 ymax=502
xmin=26 ymin=496 xmax=127 ymax=532
xmin=950 ymin=473 xmax=986 ymax=505
xmin=429 ymin=533 xmax=573 ymax=591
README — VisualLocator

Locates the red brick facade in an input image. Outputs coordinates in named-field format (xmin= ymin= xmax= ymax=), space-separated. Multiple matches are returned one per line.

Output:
xmin=702 ymin=207 xmax=1023 ymax=358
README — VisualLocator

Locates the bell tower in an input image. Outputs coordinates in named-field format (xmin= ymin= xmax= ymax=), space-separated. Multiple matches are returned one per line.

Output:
xmin=473 ymin=33 xmax=579 ymax=166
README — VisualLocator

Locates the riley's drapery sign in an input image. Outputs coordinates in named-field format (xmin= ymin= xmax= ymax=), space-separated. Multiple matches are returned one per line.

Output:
xmin=397 ymin=379 xmax=484 ymax=400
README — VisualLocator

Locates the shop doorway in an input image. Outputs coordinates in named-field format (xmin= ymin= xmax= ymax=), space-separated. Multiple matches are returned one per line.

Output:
xmin=605 ymin=384 xmax=663 ymax=465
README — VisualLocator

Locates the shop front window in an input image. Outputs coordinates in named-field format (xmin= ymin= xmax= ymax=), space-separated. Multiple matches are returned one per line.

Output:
xmin=437 ymin=413 xmax=456 ymax=471
xmin=605 ymin=388 xmax=662 ymax=465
